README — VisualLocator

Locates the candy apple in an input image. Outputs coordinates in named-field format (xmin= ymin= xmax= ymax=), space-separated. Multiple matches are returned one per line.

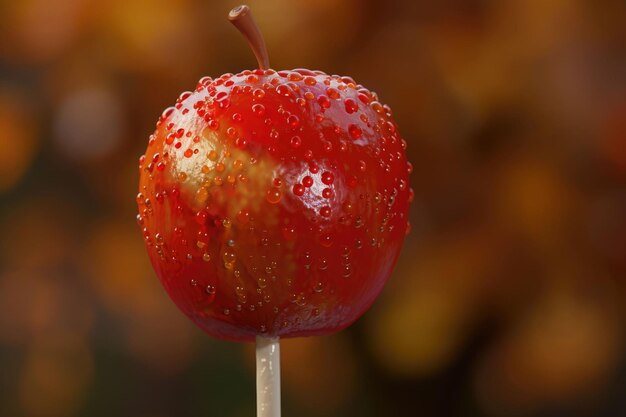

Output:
xmin=137 ymin=5 xmax=412 ymax=342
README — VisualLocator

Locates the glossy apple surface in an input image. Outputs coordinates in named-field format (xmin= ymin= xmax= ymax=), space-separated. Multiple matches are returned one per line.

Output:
xmin=137 ymin=68 xmax=412 ymax=341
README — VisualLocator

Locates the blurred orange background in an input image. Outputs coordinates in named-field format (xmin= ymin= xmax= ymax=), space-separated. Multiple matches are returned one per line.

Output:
xmin=1 ymin=0 xmax=625 ymax=416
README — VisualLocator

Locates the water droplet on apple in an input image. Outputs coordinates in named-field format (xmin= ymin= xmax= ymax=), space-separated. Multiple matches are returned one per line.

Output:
xmin=290 ymin=136 xmax=301 ymax=148
xmin=344 ymin=98 xmax=358 ymax=114
xmin=342 ymin=264 xmax=352 ymax=278
xmin=276 ymin=84 xmax=291 ymax=97
xmin=252 ymin=103 xmax=265 ymax=116
xmin=266 ymin=187 xmax=282 ymax=204
xmin=348 ymin=124 xmax=362 ymax=139
xmin=317 ymin=95 xmax=330 ymax=109
xmin=321 ymin=171 xmax=334 ymax=185
xmin=327 ymin=87 xmax=340 ymax=100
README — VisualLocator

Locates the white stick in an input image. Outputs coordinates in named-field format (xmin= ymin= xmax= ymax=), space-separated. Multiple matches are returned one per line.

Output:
xmin=256 ymin=336 xmax=281 ymax=417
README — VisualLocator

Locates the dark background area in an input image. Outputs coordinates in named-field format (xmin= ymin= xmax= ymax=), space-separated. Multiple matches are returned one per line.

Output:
xmin=0 ymin=0 xmax=625 ymax=416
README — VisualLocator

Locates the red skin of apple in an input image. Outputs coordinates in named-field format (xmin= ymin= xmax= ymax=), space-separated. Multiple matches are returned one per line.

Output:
xmin=137 ymin=68 xmax=412 ymax=342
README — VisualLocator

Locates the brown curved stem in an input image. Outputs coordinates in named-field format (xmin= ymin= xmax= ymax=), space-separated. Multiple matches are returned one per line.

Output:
xmin=229 ymin=5 xmax=270 ymax=70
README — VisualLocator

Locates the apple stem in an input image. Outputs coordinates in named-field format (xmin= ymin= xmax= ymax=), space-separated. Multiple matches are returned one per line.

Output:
xmin=229 ymin=5 xmax=270 ymax=70
xmin=256 ymin=336 xmax=281 ymax=417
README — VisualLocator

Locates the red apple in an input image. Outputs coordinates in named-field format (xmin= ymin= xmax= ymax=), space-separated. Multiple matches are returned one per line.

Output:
xmin=137 ymin=9 xmax=412 ymax=342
